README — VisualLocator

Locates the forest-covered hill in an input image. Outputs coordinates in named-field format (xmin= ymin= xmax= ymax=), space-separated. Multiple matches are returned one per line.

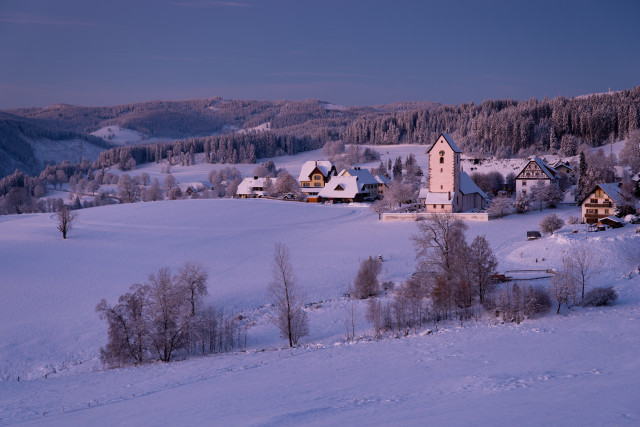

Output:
xmin=1 ymin=89 xmax=638 ymax=178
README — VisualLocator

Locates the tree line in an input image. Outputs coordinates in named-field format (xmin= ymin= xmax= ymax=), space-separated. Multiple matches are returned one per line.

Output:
xmin=342 ymin=88 xmax=640 ymax=156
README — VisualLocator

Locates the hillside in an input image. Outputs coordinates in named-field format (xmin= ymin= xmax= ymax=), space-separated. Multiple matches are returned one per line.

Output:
xmin=0 ymin=113 xmax=112 ymax=177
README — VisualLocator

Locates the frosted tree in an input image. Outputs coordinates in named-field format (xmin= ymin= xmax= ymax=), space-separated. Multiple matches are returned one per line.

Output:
xmin=619 ymin=129 xmax=640 ymax=174
xmin=117 ymin=174 xmax=140 ymax=203
xmin=487 ymin=194 xmax=512 ymax=218
xmin=275 ymin=170 xmax=300 ymax=195
xmin=540 ymin=213 xmax=564 ymax=234
xmin=268 ymin=242 xmax=309 ymax=347
xmin=468 ymin=235 xmax=498 ymax=303
xmin=564 ymin=244 xmax=600 ymax=303
xmin=56 ymin=205 xmax=78 ymax=239
xmin=176 ymin=262 xmax=209 ymax=316
xmin=514 ymin=192 xmax=529 ymax=213
xmin=147 ymin=267 xmax=187 ymax=362
xmin=549 ymin=260 xmax=579 ymax=314
xmin=544 ymin=184 xmax=564 ymax=208
xmin=386 ymin=180 xmax=415 ymax=207
xmin=370 ymin=198 xmax=389 ymax=220
xmin=144 ymin=178 xmax=164 ymax=202
xmin=352 ymin=256 xmax=382 ymax=299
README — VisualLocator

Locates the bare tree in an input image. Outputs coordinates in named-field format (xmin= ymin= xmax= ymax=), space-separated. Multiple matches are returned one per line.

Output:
xmin=385 ymin=180 xmax=415 ymax=207
xmin=549 ymin=259 xmax=579 ymax=313
xmin=268 ymin=242 xmax=309 ymax=347
xmin=275 ymin=170 xmax=300 ymax=196
xmin=564 ymin=244 xmax=600 ymax=302
xmin=56 ymin=206 xmax=78 ymax=239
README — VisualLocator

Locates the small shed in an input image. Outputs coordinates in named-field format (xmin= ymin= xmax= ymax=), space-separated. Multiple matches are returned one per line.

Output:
xmin=598 ymin=216 xmax=624 ymax=229
xmin=527 ymin=231 xmax=542 ymax=240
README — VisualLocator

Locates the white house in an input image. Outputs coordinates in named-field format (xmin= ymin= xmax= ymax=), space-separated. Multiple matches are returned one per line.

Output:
xmin=515 ymin=158 xmax=559 ymax=196
xmin=318 ymin=167 xmax=380 ymax=203
xmin=236 ymin=176 xmax=277 ymax=198
xmin=419 ymin=133 xmax=488 ymax=213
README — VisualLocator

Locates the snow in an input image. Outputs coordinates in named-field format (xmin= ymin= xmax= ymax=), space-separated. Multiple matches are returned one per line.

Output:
xmin=90 ymin=126 xmax=150 ymax=146
xmin=1 ymin=149 xmax=640 ymax=425
xmin=237 ymin=122 xmax=271 ymax=134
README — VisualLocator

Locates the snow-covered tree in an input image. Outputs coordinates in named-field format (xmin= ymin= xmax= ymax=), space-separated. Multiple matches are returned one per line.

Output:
xmin=352 ymin=256 xmax=382 ymax=299
xmin=540 ymin=213 xmax=564 ymax=234
xmin=469 ymin=235 xmax=498 ymax=303
xmin=487 ymin=194 xmax=512 ymax=218
xmin=56 ymin=205 xmax=77 ymax=239
xmin=549 ymin=260 xmax=579 ymax=314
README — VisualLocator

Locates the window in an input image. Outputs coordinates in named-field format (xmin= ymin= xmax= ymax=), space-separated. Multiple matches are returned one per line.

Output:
xmin=314 ymin=182 xmax=321 ymax=187
xmin=303 ymin=183 xmax=310 ymax=187
xmin=433 ymin=204 xmax=436 ymax=208
xmin=313 ymin=175 xmax=321 ymax=181
xmin=522 ymin=190 xmax=526 ymax=195
xmin=440 ymin=157 xmax=444 ymax=164
xmin=440 ymin=185 xmax=443 ymax=190
xmin=441 ymin=204 xmax=444 ymax=209
xmin=604 ymin=209 xmax=609 ymax=214
xmin=590 ymin=199 xmax=598 ymax=203
xmin=440 ymin=168 xmax=443 ymax=173
xmin=522 ymin=181 xmax=527 ymax=186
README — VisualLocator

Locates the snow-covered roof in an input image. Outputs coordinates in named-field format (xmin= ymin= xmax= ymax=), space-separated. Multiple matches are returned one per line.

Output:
xmin=237 ymin=177 xmax=277 ymax=196
xmin=418 ymin=188 xmax=453 ymax=204
xmin=596 ymin=183 xmax=624 ymax=206
xmin=553 ymin=161 xmax=574 ymax=171
xmin=318 ymin=176 xmax=360 ymax=199
xmin=427 ymin=133 xmax=461 ymax=154
xmin=460 ymin=171 xmax=489 ymax=199
xmin=375 ymin=175 xmax=391 ymax=186
xmin=534 ymin=158 xmax=558 ymax=179
xmin=298 ymin=160 xmax=335 ymax=182
xmin=339 ymin=168 xmax=379 ymax=188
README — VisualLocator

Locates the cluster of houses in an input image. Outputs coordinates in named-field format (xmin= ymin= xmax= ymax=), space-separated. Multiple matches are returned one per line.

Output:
xmin=237 ymin=160 xmax=390 ymax=203
xmin=235 ymin=133 xmax=637 ymax=224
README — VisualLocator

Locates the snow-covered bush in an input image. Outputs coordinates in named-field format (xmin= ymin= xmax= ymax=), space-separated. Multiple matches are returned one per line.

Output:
xmin=487 ymin=283 xmax=550 ymax=323
xmin=540 ymin=213 xmax=564 ymax=234
xmin=582 ymin=287 xmax=618 ymax=307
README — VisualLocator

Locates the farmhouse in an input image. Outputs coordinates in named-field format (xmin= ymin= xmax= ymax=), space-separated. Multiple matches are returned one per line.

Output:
xmin=339 ymin=167 xmax=380 ymax=199
xmin=318 ymin=168 xmax=382 ymax=203
xmin=552 ymin=161 xmax=574 ymax=176
xmin=419 ymin=133 xmax=488 ymax=213
xmin=236 ymin=176 xmax=277 ymax=198
xmin=298 ymin=160 xmax=337 ymax=196
xmin=578 ymin=183 xmax=624 ymax=224
xmin=515 ymin=158 xmax=559 ymax=196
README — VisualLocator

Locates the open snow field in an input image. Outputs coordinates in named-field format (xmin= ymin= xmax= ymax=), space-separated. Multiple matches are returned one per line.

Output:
xmin=1 ymin=145 xmax=640 ymax=425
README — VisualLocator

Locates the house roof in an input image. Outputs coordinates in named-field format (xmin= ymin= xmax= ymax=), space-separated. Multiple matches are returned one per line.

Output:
xmin=237 ymin=177 xmax=277 ymax=195
xmin=418 ymin=188 xmax=453 ymax=204
xmin=516 ymin=158 xmax=558 ymax=180
xmin=339 ymin=168 xmax=379 ymax=187
xmin=578 ymin=182 xmax=624 ymax=206
xmin=553 ymin=161 xmax=574 ymax=171
xmin=427 ymin=133 xmax=461 ymax=154
xmin=375 ymin=175 xmax=391 ymax=186
xmin=318 ymin=176 xmax=360 ymax=199
xmin=298 ymin=160 xmax=335 ymax=182
xmin=460 ymin=171 xmax=489 ymax=199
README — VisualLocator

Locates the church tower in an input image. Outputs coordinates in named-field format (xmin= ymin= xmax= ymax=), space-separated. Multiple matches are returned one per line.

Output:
xmin=427 ymin=133 xmax=461 ymax=200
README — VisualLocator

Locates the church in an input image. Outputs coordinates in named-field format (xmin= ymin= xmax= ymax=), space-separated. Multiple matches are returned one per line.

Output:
xmin=418 ymin=133 xmax=488 ymax=213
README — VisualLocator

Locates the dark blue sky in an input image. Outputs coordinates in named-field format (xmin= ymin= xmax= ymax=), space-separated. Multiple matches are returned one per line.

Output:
xmin=1 ymin=0 xmax=639 ymax=109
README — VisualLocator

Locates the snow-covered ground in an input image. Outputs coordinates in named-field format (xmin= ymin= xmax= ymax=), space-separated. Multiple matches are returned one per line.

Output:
xmin=1 ymin=147 xmax=639 ymax=425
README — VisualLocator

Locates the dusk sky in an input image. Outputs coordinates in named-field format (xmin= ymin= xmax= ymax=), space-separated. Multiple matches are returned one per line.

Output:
xmin=1 ymin=0 xmax=639 ymax=109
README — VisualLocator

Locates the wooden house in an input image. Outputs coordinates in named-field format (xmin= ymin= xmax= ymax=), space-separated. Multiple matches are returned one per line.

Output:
xmin=578 ymin=183 xmax=624 ymax=224
xmin=298 ymin=161 xmax=337 ymax=196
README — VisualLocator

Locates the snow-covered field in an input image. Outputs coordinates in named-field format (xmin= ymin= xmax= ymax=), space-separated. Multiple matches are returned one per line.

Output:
xmin=1 ymin=147 xmax=640 ymax=425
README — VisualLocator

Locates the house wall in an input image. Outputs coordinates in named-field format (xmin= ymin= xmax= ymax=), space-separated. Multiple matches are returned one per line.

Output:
xmin=516 ymin=178 xmax=550 ymax=196
xmin=460 ymin=192 xmax=482 ymax=212
xmin=581 ymin=187 xmax=616 ymax=223
xmin=425 ymin=203 xmax=453 ymax=213
xmin=429 ymin=136 xmax=459 ymax=195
